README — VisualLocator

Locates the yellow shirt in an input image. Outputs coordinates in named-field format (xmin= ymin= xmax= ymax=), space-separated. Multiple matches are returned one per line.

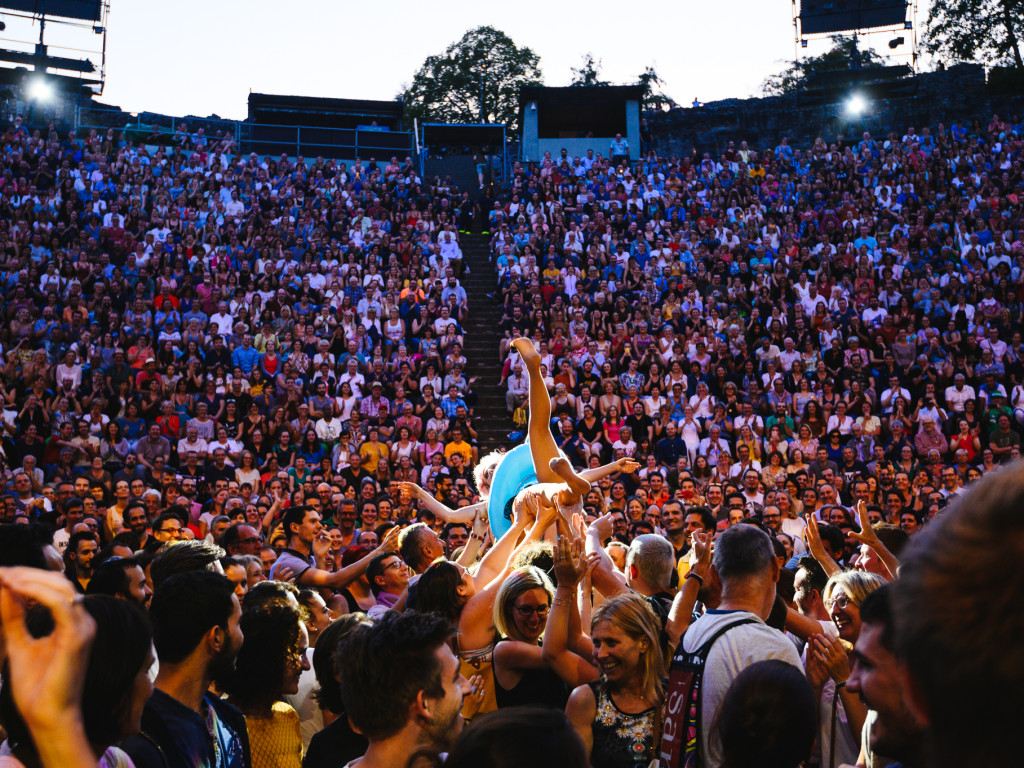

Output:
xmin=677 ymin=556 xmax=691 ymax=585
xmin=245 ymin=701 xmax=302 ymax=768
xmin=444 ymin=440 xmax=474 ymax=464
xmin=359 ymin=440 xmax=389 ymax=471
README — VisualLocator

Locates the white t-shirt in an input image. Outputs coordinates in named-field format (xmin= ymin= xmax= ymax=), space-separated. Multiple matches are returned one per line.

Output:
xmin=52 ymin=526 xmax=71 ymax=553
xmin=676 ymin=609 xmax=803 ymax=768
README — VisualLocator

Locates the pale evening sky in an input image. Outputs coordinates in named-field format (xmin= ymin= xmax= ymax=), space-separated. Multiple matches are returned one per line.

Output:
xmin=2 ymin=0 xmax=928 ymax=122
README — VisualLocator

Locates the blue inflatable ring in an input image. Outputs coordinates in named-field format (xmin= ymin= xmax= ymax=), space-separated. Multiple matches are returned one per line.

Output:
xmin=487 ymin=443 xmax=537 ymax=539
xmin=487 ymin=441 xmax=568 ymax=539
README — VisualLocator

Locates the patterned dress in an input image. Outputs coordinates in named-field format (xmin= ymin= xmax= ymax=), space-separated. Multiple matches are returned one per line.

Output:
xmin=588 ymin=680 xmax=659 ymax=768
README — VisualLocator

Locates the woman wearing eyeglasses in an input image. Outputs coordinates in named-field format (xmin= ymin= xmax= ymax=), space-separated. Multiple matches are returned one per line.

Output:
xmin=492 ymin=566 xmax=595 ymax=710
xmin=804 ymin=570 xmax=885 ymax=768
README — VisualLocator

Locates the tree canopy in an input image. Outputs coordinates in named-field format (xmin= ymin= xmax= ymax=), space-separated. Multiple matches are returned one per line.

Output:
xmin=570 ymin=56 xmax=676 ymax=111
xmin=638 ymin=66 xmax=678 ymax=112
xmin=924 ymin=0 xmax=1023 ymax=70
xmin=400 ymin=26 xmax=542 ymax=132
xmin=570 ymin=54 xmax=611 ymax=87
xmin=761 ymin=36 xmax=886 ymax=95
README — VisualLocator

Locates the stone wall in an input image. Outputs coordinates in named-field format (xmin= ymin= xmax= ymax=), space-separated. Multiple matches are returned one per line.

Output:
xmin=647 ymin=64 xmax=1024 ymax=156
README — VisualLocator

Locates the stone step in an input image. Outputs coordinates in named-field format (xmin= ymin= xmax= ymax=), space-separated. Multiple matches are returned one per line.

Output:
xmin=461 ymin=234 xmax=512 ymax=455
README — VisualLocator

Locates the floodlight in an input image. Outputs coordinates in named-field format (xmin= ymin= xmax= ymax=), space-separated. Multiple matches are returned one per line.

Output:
xmin=889 ymin=37 xmax=905 ymax=49
xmin=27 ymin=77 xmax=53 ymax=102
xmin=846 ymin=93 xmax=867 ymax=116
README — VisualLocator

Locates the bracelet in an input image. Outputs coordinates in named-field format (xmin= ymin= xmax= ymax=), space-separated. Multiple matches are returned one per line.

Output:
xmin=685 ymin=571 xmax=704 ymax=586
xmin=835 ymin=680 xmax=847 ymax=689
xmin=551 ymin=597 xmax=573 ymax=607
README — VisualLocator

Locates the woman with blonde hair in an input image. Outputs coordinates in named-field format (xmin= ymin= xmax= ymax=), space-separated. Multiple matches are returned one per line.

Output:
xmin=548 ymin=537 xmax=664 ymax=768
xmin=491 ymin=565 xmax=595 ymax=710
xmin=776 ymin=490 xmax=806 ymax=543
xmin=805 ymin=570 xmax=886 ymax=768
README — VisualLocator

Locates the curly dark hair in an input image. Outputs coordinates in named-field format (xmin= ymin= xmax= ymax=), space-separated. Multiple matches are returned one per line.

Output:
xmin=221 ymin=599 xmax=304 ymax=712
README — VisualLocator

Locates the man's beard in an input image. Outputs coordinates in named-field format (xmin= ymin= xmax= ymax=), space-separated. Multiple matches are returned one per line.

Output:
xmin=209 ymin=633 xmax=242 ymax=687
xmin=421 ymin=695 xmax=463 ymax=753
xmin=870 ymin=700 xmax=926 ymax=765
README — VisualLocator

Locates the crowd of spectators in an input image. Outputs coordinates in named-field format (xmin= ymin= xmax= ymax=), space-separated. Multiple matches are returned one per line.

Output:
xmin=0 ymin=102 xmax=1022 ymax=768
xmin=0 ymin=115 xmax=490 ymax=563
xmin=499 ymin=115 xmax=1024 ymax=543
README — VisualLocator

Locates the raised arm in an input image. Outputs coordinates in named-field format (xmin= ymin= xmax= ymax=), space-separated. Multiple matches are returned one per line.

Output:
xmin=472 ymin=500 xmax=536 ymax=589
xmin=584 ymin=512 xmax=629 ymax=598
xmin=299 ymin=525 xmax=401 ymax=591
xmin=666 ymin=530 xmax=711 ymax=647
xmin=849 ymin=500 xmax=899 ymax=581
xmin=577 ymin=456 xmax=639 ymax=484
xmin=805 ymin=513 xmax=843 ymax=579
xmin=261 ymin=490 xmax=284 ymax=534
xmin=455 ymin=511 xmax=488 ymax=568
xmin=457 ymin=502 xmax=548 ymax=650
xmin=541 ymin=536 xmax=599 ymax=687
xmin=398 ymin=481 xmax=487 ymax=524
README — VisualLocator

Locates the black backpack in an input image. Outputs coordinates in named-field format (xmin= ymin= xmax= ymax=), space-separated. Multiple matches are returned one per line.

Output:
xmin=658 ymin=617 xmax=758 ymax=768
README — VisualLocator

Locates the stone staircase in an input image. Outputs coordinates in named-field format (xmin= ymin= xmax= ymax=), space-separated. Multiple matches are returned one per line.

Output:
xmin=424 ymin=154 xmax=483 ymax=196
xmin=460 ymin=233 xmax=512 ymax=455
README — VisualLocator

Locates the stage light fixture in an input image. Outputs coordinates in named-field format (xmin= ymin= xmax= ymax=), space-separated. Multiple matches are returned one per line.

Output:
xmin=889 ymin=37 xmax=905 ymax=49
xmin=27 ymin=77 xmax=53 ymax=102
xmin=846 ymin=93 xmax=867 ymax=115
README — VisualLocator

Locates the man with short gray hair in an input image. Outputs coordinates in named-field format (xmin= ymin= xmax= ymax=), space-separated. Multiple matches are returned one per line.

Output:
xmin=625 ymin=534 xmax=674 ymax=596
xmin=660 ymin=524 xmax=802 ymax=768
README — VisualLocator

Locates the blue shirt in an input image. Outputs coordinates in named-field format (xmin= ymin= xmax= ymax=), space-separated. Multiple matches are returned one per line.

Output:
xmin=122 ymin=688 xmax=249 ymax=768
xmin=441 ymin=395 xmax=467 ymax=418
xmin=231 ymin=345 xmax=259 ymax=375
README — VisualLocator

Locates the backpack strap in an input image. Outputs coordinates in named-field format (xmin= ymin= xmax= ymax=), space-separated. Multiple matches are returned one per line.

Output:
xmin=687 ymin=615 xmax=761 ymax=764
xmin=662 ymin=616 xmax=761 ymax=768
xmin=689 ymin=616 xmax=760 ymax=660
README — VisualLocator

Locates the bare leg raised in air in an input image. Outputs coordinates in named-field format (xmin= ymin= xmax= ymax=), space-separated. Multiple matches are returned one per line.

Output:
xmin=510 ymin=337 xmax=562 ymax=484
xmin=509 ymin=337 xmax=605 ymax=531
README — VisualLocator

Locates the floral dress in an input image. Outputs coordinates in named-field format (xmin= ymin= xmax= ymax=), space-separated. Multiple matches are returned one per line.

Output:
xmin=588 ymin=680 xmax=659 ymax=768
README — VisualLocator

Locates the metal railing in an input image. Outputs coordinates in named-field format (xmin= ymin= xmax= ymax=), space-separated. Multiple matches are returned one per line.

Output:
xmin=72 ymin=104 xmax=416 ymax=160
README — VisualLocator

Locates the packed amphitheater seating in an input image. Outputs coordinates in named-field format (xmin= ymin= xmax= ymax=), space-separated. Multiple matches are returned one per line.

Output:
xmin=0 ymin=107 xmax=1022 ymax=768
xmin=0 ymin=128 xmax=482 ymax=545
xmin=497 ymin=116 xmax=1024 ymax=535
